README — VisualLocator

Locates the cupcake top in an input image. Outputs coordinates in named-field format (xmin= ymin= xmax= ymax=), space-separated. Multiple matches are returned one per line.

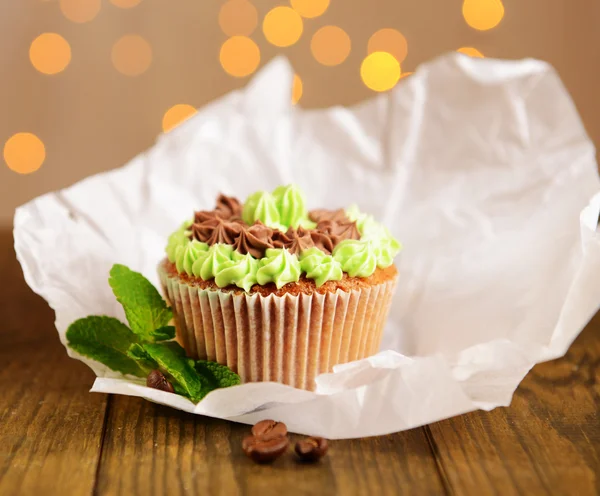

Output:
xmin=165 ymin=185 xmax=401 ymax=291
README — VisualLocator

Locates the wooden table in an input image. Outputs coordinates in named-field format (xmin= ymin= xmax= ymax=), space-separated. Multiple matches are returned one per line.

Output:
xmin=1 ymin=229 xmax=598 ymax=495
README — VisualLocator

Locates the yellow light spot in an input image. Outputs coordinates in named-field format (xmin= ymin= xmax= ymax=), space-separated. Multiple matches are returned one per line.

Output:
xmin=219 ymin=0 xmax=258 ymax=36
xmin=310 ymin=26 xmax=351 ymax=66
xmin=220 ymin=36 xmax=260 ymax=77
xmin=111 ymin=35 xmax=152 ymax=76
xmin=457 ymin=47 xmax=485 ymax=58
xmin=3 ymin=133 xmax=46 ymax=175
xmin=462 ymin=0 xmax=504 ymax=31
xmin=290 ymin=0 xmax=329 ymax=18
xmin=29 ymin=33 xmax=71 ymax=75
xmin=162 ymin=104 xmax=197 ymax=133
xmin=110 ymin=0 xmax=142 ymax=8
xmin=292 ymin=74 xmax=303 ymax=104
xmin=263 ymin=6 xmax=303 ymax=47
xmin=360 ymin=52 xmax=401 ymax=92
xmin=59 ymin=0 xmax=101 ymax=23
xmin=368 ymin=28 xmax=408 ymax=64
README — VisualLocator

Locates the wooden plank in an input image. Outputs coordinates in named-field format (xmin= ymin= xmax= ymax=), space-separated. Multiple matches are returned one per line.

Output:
xmin=95 ymin=395 xmax=446 ymax=495
xmin=427 ymin=312 xmax=600 ymax=495
xmin=0 ymin=232 xmax=109 ymax=495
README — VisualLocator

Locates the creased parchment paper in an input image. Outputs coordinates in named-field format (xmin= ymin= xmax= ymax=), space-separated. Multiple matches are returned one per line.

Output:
xmin=14 ymin=53 xmax=600 ymax=438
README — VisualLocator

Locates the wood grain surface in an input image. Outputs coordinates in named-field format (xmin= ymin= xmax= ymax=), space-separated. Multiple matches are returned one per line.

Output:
xmin=1 ymin=230 xmax=598 ymax=495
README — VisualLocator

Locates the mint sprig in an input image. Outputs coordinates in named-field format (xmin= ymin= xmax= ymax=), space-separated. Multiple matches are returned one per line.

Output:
xmin=195 ymin=360 xmax=241 ymax=389
xmin=109 ymin=264 xmax=173 ymax=342
xmin=66 ymin=316 xmax=147 ymax=377
xmin=128 ymin=342 xmax=210 ymax=402
xmin=66 ymin=264 xmax=241 ymax=403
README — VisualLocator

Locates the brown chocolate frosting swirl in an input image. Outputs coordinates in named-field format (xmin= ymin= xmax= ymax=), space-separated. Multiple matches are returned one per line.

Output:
xmin=272 ymin=227 xmax=315 ymax=255
xmin=192 ymin=215 xmax=242 ymax=245
xmin=215 ymin=194 xmax=243 ymax=220
xmin=309 ymin=231 xmax=334 ymax=255
xmin=309 ymin=208 xmax=348 ymax=223
xmin=232 ymin=221 xmax=274 ymax=258
xmin=189 ymin=194 xmax=361 ymax=257
xmin=317 ymin=220 xmax=361 ymax=245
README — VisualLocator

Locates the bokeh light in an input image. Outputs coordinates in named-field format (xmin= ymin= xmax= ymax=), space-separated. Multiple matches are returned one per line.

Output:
xmin=111 ymin=35 xmax=152 ymax=76
xmin=162 ymin=104 xmax=198 ymax=133
xmin=457 ymin=46 xmax=485 ymax=58
xmin=29 ymin=33 xmax=71 ymax=75
xmin=220 ymin=36 xmax=260 ymax=77
xmin=263 ymin=6 xmax=303 ymax=47
xmin=59 ymin=0 xmax=101 ymax=23
xmin=292 ymin=74 xmax=303 ymax=104
xmin=110 ymin=0 xmax=142 ymax=8
xmin=310 ymin=26 xmax=351 ymax=66
xmin=290 ymin=0 xmax=329 ymax=18
xmin=360 ymin=52 xmax=401 ymax=92
xmin=462 ymin=0 xmax=504 ymax=31
xmin=3 ymin=133 xmax=46 ymax=175
xmin=219 ymin=0 xmax=258 ymax=36
xmin=368 ymin=28 xmax=408 ymax=64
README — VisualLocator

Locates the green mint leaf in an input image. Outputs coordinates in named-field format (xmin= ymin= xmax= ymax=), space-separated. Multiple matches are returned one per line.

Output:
xmin=108 ymin=264 xmax=173 ymax=342
xmin=66 ymin=316 xmax=146 ymax=377
xmin=126 ymin=343 xmax=158 ymax=372
xmin=195 ymin=360 xmax=241 ymax=389
xmin=152 ymin=326 xmax=176 ymax=342
xmin=139 ymin=342 xmax=212 ymax=402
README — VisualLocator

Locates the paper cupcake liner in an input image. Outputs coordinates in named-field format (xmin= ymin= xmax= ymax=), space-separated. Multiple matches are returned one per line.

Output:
xmin=158 ymin=266 xmax=397 ymax=391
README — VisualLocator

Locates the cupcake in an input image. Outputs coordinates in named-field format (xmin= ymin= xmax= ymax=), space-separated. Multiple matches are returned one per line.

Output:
xmin=158 ymin=185 xmax=401 ymax=390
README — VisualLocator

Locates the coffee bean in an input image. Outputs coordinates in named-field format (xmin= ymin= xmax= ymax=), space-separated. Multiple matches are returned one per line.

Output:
xmin=251 ymin=419 xmax=288 ymax=439
xmin=146 ymin=370 xmax=174 ymax=393
xmin=242 ymin=434 xmax=289 ymax=463
xmin=295 ymin=437 xmax=328 ymax=462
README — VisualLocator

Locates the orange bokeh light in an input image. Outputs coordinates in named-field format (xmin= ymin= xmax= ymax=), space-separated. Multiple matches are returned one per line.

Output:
xmin=457 ymin=46 xmax=485 ymax=58
xmin=29 ymin=33 xmax=71 ymax=75
xmin=219 ymin=0 xmax=258 ymax=37
xmin=310 ymin=26 xmax=351 ymax=66
xmin=360 ymin=52 xmax=401 ymax=92
xmin=368 ymin=28 xmax=408 ymax=64
xmin=60 ymin=0 xmax=101 ymax=23
xmin=263 ymin=6 xmax=303 ymax=47
xmin=290 ymin=0 xmax=329 ymax=18
xmin=3 ymin=133 xmax=46 ymax=175
xmin=462 ymin=0 xmax=504 ymax=31
xmin=111 ymin=35 xmax=152 ymax=76
xmin=220 ymin=36 xmax=260 ymax=77
xmin=292 ymin=74 xmax=303 ymax=104
xmin=162 ymin=104 xmax=198 ymax=133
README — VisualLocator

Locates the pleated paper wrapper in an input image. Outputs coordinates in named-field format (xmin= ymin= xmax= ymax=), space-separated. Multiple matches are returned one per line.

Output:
xmin=13 ymin=53 xmax=600 ymax=438
xmin=159 ymin=264 xmax=397 ymax=390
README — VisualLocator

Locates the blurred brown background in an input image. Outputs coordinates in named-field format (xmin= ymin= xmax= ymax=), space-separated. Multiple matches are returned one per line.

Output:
xmin=1 ymin=0 xmax=599 ymax=226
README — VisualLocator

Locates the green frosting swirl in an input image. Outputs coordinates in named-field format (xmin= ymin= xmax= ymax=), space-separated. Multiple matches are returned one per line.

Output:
xmin=242 ymin=191 xmax=281 ymax=228
xmin=373 ymin=231 xmax=402 ymax=268
xmin=166 ymin=220 xmax=192 ymax=263
xmin=273 ymin=184 xmax=308 ymax=229
xmin=214 ymin=252 xmax=259 ymax=292
xmin=192 ymin=244 xmax=233 ymax=280
xmin=244 ymin=185 xmax=317 ymax=230
xmin=176 ymin=239 xmax=209 ymax=275
xmin=256 ymin=248 xmax=301 ymax=289
xmin=333 ymin=240 xmax=378 ymax=278
xmin=299 ymin=247 xmax=343 ymax=287
xmin=346 ymin=205 xmax=402 ymax=268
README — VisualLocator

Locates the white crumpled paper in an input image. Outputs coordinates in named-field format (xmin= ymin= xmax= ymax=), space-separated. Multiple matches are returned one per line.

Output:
xmin=14 ymin=53 xmax=600 ymax=438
